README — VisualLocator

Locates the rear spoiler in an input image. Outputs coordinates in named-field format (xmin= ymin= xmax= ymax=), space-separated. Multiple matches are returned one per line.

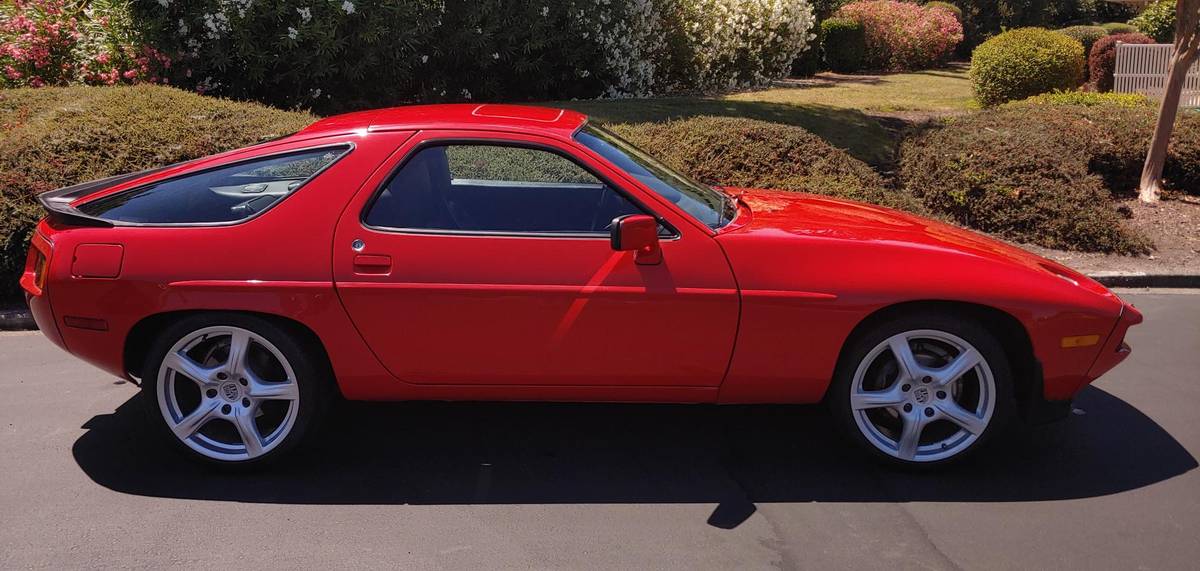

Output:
xmin=36 ymin=164 xmax=176 ymax=227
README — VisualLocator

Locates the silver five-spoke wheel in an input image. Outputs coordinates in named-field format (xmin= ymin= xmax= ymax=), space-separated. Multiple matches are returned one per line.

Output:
xmin=156 ymin=325 xmax=301 ymax=462
xmin=848 ymin=328 xmax=998 ymax=463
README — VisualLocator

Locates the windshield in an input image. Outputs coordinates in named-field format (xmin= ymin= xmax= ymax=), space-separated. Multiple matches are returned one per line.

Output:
xmin=574 ymin=124 xmax=735 ymax=230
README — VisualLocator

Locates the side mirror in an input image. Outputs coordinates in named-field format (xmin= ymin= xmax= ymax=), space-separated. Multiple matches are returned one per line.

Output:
xmin=610 ymin=214 xmax=663 ymax=265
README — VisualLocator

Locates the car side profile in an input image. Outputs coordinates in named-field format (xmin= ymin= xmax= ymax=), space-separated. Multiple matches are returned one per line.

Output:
xmin=21 ymin=104 xmax=1142 ymax=468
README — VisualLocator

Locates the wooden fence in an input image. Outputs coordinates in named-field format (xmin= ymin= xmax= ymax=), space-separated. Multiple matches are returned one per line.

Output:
xmin=1114 ymin=43 xmax=1200 ymax=108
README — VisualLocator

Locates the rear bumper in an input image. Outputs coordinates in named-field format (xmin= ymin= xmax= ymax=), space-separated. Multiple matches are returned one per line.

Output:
xmin=20 ymin=232 xmax=66 ymax=351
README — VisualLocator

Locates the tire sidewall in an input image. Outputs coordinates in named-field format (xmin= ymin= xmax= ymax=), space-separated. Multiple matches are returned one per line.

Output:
xmin=140 ymin=312 xmax=326 ymax=469
xmin=829 ymin=313 xmax=1015 ymax=469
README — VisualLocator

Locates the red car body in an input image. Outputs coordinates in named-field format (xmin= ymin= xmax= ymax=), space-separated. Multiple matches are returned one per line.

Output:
xmin=21 ymin=104 xmax=1141 ymax=414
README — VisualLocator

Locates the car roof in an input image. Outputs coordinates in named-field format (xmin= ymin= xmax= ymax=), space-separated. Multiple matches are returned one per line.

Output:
xmin=294 ymin=103 xmax=589 ymax=140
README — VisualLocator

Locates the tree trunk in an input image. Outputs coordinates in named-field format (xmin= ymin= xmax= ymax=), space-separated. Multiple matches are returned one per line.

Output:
xmin=1138 ymin=0 xmax=1200 ymax=204
xmin=1138 ymin=53 xmax=1193 ymax=203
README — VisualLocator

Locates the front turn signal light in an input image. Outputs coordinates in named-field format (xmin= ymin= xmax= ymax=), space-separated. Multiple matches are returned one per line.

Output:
xmin=1061 ymin=334 xmax=1100 ymax=348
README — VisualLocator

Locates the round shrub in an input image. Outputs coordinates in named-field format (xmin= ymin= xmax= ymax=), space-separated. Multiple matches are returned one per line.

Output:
xmin=820 ymin=18 xmax=867 ymax=73
xmin=0 ymin=86 xmax=314 ymax=298
xmin=1129 ymin=0 xmax=1177 ymax=43
xmin=970 ymin=28 xmax=1085 ymax=106
xmin=1057 ymin=25 xmax=1108 ymax=82
xmin=1100 ymin=22 xmax=1138 ymax=35
xmin=834 ymin=0 xmax=963 ymax=71
xmin=612 ymin=116 xmax=925 ymax=213
xmin=924 ymin=2 xmax=962 ymax=21
xmin=1088 ymin=32 xmax=1154 ymax=92
xmin=902 ymin=104 xmax=1200 ymax=253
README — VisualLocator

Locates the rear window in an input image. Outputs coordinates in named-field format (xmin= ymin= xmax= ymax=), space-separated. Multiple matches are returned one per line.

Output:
xmin=76 ymin=146 xmax=350 ymax=224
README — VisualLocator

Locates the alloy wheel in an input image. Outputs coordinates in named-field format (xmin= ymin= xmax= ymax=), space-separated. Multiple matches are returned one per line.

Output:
xmin=156 ymin=325 xmax=301 ymax=461
xmin=849 ymin=329 xmax=996 ymax=463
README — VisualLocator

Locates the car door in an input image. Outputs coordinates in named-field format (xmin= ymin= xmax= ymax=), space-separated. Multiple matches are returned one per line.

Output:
xmin=332 ymin=129 xmax=739 ymax=387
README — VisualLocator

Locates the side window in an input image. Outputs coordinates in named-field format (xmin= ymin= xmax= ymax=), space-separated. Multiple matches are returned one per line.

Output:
xmin=364 ymin=143 xmax=644 ymax=234
xmin=77 ymin=146 xmax=349 ymax=224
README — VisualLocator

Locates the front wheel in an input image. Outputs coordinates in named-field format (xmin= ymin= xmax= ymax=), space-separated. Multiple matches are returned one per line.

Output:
xmin=829 ymin=314 xmax=1014 ymax=467
xmin=141 ymin=313 xmax=328 ymax=468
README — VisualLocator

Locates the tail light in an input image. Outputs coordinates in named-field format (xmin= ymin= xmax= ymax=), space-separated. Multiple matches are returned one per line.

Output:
xmin=32 ymin=249 xmax=48 ymax=290
xmin=20 ymin=239 xmax=51 ymax=296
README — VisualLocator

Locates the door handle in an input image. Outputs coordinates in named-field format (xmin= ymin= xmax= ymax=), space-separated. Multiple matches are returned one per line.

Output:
xmin=353 ymin=254 xmax=392 ymax=273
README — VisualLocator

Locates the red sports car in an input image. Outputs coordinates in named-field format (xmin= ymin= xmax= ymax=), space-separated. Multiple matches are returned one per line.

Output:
xmin=21 ymin=104 xmax=1141 ymax=468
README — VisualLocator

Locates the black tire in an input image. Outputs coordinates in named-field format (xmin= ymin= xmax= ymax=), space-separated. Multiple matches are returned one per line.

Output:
xmin=827 ymin=312 xmax=1015 ymax=468
xmin=140 ymin=312 xmax=331 ymax=469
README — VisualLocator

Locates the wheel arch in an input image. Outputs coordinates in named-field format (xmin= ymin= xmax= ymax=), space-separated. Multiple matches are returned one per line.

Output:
xmin=124 ymin=309 xmax=340 ymax=397
xmin=827 ymin=300 xmax=1038 ymax=409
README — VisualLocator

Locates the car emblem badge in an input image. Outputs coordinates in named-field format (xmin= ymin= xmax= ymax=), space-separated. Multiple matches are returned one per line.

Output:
xmin=221 ymin=382 xmax=240 ymax=401
xmin=913 ymin=386 xmax=930 ymax=404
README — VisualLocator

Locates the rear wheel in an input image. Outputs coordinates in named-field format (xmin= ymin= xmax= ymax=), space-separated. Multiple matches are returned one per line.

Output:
xmin=829 ymin=314 xmax=1014 ymax=467
xmin=141 ymin=313 xmax=328 ymax=468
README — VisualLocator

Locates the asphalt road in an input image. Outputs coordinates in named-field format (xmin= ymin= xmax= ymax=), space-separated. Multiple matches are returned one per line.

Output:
xmin=1 ymin=291 xmax=1198 ymax=570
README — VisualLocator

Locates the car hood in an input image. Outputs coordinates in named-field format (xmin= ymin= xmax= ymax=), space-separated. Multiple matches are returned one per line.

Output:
xmin=719 ymin=187 xmax=1105 ymax=291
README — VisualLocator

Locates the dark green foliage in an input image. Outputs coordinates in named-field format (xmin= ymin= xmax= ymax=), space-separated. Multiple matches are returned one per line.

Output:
xmin=902 ymin=104 xmax=1200 ymax=253
xmin=1100 ymin=22 xmax=1138 ymax=35
xmin=0 ymin=86 xmax=315 ymax=298
xmin=611 ymin=116 xmax=925 ymax=213
xmin=792 ymin=24 xmax=826 ymax=78
xmin=821 ymin=18 xmax=867 ymax=73
xmin=971 ymin=28 xmax=1085 ymax=106
xmin=1088 ymin=32 xmax=1154 ymax=92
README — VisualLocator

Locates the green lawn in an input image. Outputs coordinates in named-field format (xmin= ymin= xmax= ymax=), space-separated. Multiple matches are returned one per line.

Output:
xmin=556 ymin=65 xmax=974 ymax=168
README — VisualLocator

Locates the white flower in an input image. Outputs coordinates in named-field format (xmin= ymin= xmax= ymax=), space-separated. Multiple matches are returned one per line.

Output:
xmin=341 ymin=1 xmax=355 ymax=14
xmin=157 ymin=0 xmax=170 ymax=7
xmin=287 ymin=27 xmax=298 ymax=39
xmin=492 ymin=52 xmax=500 ymax=60
xmin=421 ymin=55 xmax=429 ymax=63
xmin=461 ymin=88 xmax=472 ymax=100
xmin=311 ymin=88 xmax=322 ymax=98
xmin=540 ymin=6 xmax=549 ymax=16
xmin=297 ymin=7 xmax=312 ymax=23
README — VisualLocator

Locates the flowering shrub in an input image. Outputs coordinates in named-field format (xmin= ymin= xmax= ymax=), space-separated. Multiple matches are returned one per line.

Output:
xmin=834 ymin=0 xmax=962 ymax=71
xmin=971 ymin=28 xmax=1084 ymax=106
xmin=1129 ymin=0 xmax=1176 ymax=43
xmin=134 ymin=0 xmax=815 ymax=111
xmin=0 ymin=0 xmax=168 ymax=88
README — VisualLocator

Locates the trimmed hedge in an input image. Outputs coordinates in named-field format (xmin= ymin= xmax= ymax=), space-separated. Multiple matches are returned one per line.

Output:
xmin=971 ymin=28 xmax=1085 ymax=106
xmin=1129 ymin=0 xmax=1177 ymax=43
xmin=1100 ymin=22 xmax=1138 ymax=35
xmin=821 ymin=18 xmax=867 ymax=73
xmin=1089 ymin=32 xmax=1154 ymax=92
xmin=1057 ymin=25 xmax=1108 ymax=81
xmin=1007 ymin=91 xmax=1152 ymax=108
xmin=902 ymin=103 xmax=1200 ymax=253
xmin=0 ymin=86 xmax=315 ymax=298
xmin=611 ymin=116 xmax=925 ymax=214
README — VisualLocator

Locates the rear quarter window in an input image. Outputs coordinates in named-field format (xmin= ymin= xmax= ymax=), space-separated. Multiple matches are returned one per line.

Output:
xmin=76 ymin=146 xmax=350 ymax=224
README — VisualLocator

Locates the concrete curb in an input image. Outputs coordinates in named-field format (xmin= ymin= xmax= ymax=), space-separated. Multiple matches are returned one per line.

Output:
xmin=1 ymin=273 xmax=1195 ymax=332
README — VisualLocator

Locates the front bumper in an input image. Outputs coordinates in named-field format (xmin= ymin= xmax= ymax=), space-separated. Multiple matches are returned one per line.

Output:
xmin=1086 ymin=302 xmax=1143 ymax=381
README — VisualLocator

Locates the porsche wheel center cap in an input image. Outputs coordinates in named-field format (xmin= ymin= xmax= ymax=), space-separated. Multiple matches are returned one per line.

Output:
xmin=912 ymin=386 xmax=931 ymax=405
xmin=220 ymin=382 xmax=241 ymax=402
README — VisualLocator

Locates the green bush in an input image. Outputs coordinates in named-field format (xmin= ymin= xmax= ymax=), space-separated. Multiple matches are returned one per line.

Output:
xmin=1129 ymin=0 xmax=1177 ymax=43
xmin=791 ymin=24 xmax=826 ymax=77
xmin=902 ymin=104 xmax=1200 ymax=253
xmin=1056 ymin=25 xmax=1108 ymax=82
xmin=1089 ymin=32 xmax=1154 ymax=92
xmin=611 ymin=116 xmax=924 ymax=213
xmin=1100 ymin=22 xmax=1138 ymax=35
xmin=0 ymin=86 xmax=314 ymax=298
xmin=1007 ymin=90 xmax=1152 ymax=108
xmin=133 ymin=0 xmax=817 ymax=112
xmin=925 ymin=2 xmax=962 ymax=21
xmin=970 ymin=28 xmax=1085 ymax=106
xmin=820 ymin=18 xmax=867 ymax=73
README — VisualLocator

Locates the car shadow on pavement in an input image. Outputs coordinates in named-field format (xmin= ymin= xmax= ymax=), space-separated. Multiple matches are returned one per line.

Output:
xmin=73 ymin=386 xmax=1195 ymax=523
